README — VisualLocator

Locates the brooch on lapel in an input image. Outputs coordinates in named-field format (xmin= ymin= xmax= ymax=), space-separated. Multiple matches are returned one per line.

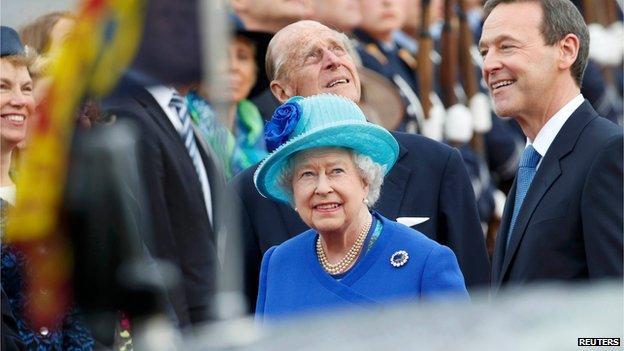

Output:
xmin=390 ymin=250 xmax=409 ymax=268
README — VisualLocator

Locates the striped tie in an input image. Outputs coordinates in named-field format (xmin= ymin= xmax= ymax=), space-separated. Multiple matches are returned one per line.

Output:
xmin=506 ymin=144 xmax=542 ymax=248
xmin=169 ymin=92 xmax=205 ymax=180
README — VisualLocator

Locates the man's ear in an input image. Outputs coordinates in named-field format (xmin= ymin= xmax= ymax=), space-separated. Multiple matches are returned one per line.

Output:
xmin=270 ymin=80 xmax=292 ymax=103
xmin=558 ymin=33 xmax=580 ymax=71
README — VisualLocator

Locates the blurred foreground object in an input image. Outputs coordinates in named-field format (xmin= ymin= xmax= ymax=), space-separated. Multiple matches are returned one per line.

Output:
xmin=189 ymin=281 xmax=623 ymax=350
xmin=5 ymin=0 xmax=144 ymax=330
xmin=65 ymin=122 xmax=177 ymax=346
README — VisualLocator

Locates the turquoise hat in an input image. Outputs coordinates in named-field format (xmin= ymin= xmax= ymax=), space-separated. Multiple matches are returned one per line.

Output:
xmin=254 ymin=93 xmax=399 ymax=204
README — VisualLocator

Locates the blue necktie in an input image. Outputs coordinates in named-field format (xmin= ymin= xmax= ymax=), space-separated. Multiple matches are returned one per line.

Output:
xmin=507 ymin=145 xmax=542 ymax=248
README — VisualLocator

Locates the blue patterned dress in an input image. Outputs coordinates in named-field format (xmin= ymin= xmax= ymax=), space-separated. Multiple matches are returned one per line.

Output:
xmin=1 ymin=200 xmax=94 ymax=350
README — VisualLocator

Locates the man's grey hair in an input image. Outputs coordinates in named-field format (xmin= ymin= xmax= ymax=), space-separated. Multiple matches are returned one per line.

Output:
xmin=483 ymin=0 xmax=589 ymax=87
xmin=265 ymin=20 xmax=353 ymax=82
xmin=277 ymin=148 xmax=385 ymax=208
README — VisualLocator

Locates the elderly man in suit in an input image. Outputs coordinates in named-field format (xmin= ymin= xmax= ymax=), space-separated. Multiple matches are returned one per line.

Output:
xmin=479 ymin=0 xmax=623 ymax=290
xmin=228 ymin=20 xmax=490 ymax=312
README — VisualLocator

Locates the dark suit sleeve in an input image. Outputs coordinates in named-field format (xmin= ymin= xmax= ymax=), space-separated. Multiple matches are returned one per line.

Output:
xmin=140 ymin=120 xmax=199 ymax=325
xmin=107 ymin=107 xmax=191 ymax=326
xmin=438 ymin=148 xmax=491 ymax=288
xmin=581 ymin=134 xmax=623 ymax=278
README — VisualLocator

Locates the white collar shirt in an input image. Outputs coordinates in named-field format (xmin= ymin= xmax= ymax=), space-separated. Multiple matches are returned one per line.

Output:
xmin=147 ymin=85 xmax=182 ymax=131
xmin=527 ymin=94 xmax=584 ymax=169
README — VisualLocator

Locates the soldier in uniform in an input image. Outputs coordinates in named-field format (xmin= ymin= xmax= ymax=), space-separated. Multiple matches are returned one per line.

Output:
xmin=353 ymin=0 xmax=423 ymax=132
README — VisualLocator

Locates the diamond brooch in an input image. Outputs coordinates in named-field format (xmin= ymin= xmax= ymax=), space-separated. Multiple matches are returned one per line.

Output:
xmin=390 ymin=250 xmax=409 ymax=268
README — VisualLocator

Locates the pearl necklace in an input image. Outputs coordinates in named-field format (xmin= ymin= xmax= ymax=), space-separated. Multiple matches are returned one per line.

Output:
xmin=316 ymin=217 xmax=372 ymax=275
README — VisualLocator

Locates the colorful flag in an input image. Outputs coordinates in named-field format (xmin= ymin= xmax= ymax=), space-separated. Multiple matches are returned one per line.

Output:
xmin=6 ymin=0 xmax=144 ymax=329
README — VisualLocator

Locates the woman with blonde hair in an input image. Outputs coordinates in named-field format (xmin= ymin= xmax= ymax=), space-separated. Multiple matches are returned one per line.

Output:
xmin=19 ymin=11 xmax=75 ymax=55
xmin=1 ymin=25 xmax=94 ymax=351
xmin=0 ymin=27 xmax=35 ymax=206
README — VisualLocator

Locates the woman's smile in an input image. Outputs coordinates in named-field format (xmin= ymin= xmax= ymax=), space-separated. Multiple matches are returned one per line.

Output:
xmin=314 ymin=202 xmax=341 ymax=212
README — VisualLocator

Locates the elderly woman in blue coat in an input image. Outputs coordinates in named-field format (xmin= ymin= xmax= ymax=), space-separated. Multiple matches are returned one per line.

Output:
xmin=254 ymin=94 xmax=468 ymax=322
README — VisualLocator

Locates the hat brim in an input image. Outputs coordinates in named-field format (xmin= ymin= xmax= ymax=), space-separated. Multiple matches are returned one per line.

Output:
xmin=254 ymin=121 xmax=399 ymax=203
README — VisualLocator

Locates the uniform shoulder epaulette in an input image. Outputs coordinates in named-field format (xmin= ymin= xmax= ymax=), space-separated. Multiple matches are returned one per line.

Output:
xmin=398 ymin=48 xmax=418 ymax=70
xmin=365 ymin=43 xmax=388 ymax=65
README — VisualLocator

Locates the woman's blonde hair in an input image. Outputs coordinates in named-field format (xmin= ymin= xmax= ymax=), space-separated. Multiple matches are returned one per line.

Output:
xmin=2 ymin=46 xmax=37 ymax=71
xmin=19 ymin=11 xmax=74 ymax=55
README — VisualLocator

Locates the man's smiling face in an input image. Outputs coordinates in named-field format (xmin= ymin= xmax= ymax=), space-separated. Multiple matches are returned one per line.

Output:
xmin=479 ymin=2 xmax=559 ymax=119
xmin=273 ymin=22 xmax=361 ymax=103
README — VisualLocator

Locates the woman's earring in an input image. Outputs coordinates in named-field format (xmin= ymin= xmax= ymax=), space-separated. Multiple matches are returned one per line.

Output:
xmin=363 ymin=198 xmax=370 ymax=205
xmin=294 ymin=207 xmax=298 ymax=212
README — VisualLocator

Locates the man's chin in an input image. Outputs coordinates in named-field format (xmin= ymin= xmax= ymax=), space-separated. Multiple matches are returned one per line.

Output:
xmin=322 ymin=86 xmax=360 ymax=103
xmin=492 ymin=101 xmax=516 ymax=119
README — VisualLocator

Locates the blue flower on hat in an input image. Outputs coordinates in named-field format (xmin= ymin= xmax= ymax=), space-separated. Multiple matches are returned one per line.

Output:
xmin=265 ymin=96 xmax=303 ymax=152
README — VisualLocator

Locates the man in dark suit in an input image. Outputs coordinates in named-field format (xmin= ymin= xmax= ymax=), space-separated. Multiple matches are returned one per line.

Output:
xmin=103 ymin=80 xmax=225 ymax=327
xmin=228 ymin=20 xmax=490 ymax=311
xmin=479 ymin=0 xmax=623 ymax=290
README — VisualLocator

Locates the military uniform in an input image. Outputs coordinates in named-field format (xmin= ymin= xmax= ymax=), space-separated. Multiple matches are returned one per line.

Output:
xmin=353 ymin=29 xmax=424 ymax=132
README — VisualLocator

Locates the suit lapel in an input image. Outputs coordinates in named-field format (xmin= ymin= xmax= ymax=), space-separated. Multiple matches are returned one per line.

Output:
xmin=376 ymin=141 xmax=410 ymax=220
xmin=133 ymin=87 xmax=190 ymax=156
xmin=134 ymin=86 xmax=223 ymax=231
xmin=498 ymin=101 xmax=597 ymax=282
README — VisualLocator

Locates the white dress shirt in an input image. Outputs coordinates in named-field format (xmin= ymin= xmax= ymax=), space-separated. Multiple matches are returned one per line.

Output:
xmin=147 ymin=85 xmax=213 ymax=224
xmin=526 ymin=94 xmax=584 ymax=169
